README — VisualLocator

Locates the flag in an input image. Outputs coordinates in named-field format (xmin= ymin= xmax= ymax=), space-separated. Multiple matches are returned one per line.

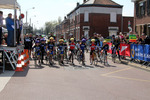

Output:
xmin=120 ymin=43 xmax=130 ymax=57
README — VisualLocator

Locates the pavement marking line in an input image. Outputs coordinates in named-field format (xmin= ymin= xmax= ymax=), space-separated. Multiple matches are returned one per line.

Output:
xmin=102 ymin=67 xmax=132 ymax=76
xmin=0 ymin=71 xmax=15 ymax=92
xmin=105 ymin=75 xmax=150 ymax=83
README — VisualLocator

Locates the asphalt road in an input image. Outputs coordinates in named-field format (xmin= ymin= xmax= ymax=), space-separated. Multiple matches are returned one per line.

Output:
xmin=0 ymin=53 xmax=150 ymax=100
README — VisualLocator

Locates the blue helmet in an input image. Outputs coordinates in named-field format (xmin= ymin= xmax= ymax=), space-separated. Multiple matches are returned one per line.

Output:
xmin=82 ymin=38 xmax=86 ymax=43
xmin=40 ymin=38 xmax=45 ymax=41
xmin=35 ymin=40 xmax=40 ymax=43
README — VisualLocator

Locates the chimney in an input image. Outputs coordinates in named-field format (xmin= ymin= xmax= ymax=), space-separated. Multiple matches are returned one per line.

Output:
xmin=77 ymin=2 xmax=80 ymax=7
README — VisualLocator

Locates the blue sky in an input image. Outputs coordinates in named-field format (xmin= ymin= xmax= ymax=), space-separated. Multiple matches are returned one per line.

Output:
xmin=1 ymin=0 xmax=134 ymax=29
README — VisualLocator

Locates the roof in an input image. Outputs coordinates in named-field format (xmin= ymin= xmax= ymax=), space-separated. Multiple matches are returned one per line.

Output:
xmin=67 ymin=0 xmax=123 ymax=16
xmin=84 ymin=0 xmax=121 ymax=6
xmin=0 ymin=0 xmax=20 ymax=9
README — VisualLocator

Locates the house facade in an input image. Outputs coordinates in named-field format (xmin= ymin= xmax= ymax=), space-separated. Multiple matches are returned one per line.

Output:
xmin=132 ymin=0 xmax=150 ymax=36
xmin=56 ymin=0 xmax=133 ymax=40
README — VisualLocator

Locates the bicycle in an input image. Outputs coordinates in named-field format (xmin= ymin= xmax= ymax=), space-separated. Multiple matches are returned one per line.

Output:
xmin=100 ymin=50 xmax=107 ymax=65
xmin=33 ymin=52 xmax=41 ymax=67
xmin=69 ymin=50 xmax=74 ymax=65
xmin=91 ymin=50 xmax=98 ymax=66
xmin=112 ymin=46 xmax=117 ymax=63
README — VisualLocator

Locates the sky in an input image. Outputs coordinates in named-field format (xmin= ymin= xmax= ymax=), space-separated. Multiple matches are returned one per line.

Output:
xmin=1 ymin=0 xmax=134 ymax=29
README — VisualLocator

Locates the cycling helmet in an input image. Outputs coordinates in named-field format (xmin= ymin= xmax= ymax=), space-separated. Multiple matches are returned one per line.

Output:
xmin=35 ymin=40 xmax=40 ymax=44
xmin=40 ymin=38 xmax=45 ymax=41
xmin=82 ymin=38 xmax=86 ymax=42
xmin=59 ymin=39 xmax=64 ymax=42
xmin=49 ymin=37 xmax=54 ymax=40
xmin=70 ymin=38 xmax=74 ymax=41
xmin=91 ymin=39 xmax=95 ymax=42
xmin=64 ymin=40 xmax=67 ymax=43
xmin=103 ymin=40 xmax=107 ymax=43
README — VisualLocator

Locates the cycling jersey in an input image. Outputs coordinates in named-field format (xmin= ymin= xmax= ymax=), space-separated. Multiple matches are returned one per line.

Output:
xmin=57 ymin=44 xmax=64 ymax=54
xmin=47 ymin=42 xmax=55 ymax=50
xmin=80 ymin=43 xmax=86 ymax=51
xmin=33 ymin=45 xmax=41 ymax=55
xmin=70 ymin=43 xmax=75 ymax=50
xmin=40 ymin=43 xmax=46 ymax=51
xmin=90 ymin=43 xmax=96 ymax=50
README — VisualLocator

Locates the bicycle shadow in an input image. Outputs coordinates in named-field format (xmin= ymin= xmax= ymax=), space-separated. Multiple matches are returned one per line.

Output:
xmin=95 ymin=65 xmax=105 ymax=68
xmin=49 ymin=65 xmax=60 ymax=69
xmin=30 ymin=65 xmax=45 ymax=69
xmin=84 ymin=65 xmax=94 ymax=68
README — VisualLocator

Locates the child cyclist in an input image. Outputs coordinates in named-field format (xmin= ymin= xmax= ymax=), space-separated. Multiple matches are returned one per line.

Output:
xmin=32 ymin=40 xmax=41 ymax=66
xmin=101 ymin=40 xmax=109 ymax=65
xmin=90 ymin=39 xmax=96 ymax=65
xmin=69 ymin=38 xmax=76 ymax=65
xmin=57 ymin=39 xmax=65 ymax=65
xmin=79 ymin=38 xmax=87 ymax=65
xmin=40 ymin=38 xmax=47 ymax=64
xmin=47 ymin=37 xmax=55 ymax=65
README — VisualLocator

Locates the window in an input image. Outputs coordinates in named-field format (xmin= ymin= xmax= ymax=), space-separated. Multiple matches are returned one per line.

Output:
xmin=110 ymin=12 xmax=117 ymax=23
xmin=136 ymin=1 xmax=146 ymax=17
xmin=84 ymin=11 xmax=89 ymax=22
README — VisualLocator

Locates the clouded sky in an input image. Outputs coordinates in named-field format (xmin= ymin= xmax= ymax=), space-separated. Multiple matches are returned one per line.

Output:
xmin=1 ymin=0 xmax=134 ymax=29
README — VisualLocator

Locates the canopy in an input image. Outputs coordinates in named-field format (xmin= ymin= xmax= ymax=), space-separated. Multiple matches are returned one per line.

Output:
xmin=0 ymin=0 xmax=20 ymax=9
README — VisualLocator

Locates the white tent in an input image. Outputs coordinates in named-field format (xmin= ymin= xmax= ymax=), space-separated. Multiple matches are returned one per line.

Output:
xmin=0 ymin=0 xmax=20 ymax=9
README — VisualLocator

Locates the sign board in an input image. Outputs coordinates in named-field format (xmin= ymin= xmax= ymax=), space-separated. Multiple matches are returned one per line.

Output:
xmin=129 ymin=34 xmax=137 ymax=42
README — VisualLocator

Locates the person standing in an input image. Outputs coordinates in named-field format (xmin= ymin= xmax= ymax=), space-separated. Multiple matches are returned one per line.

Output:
xmin=6 ymin=13 xmax=14 ymax=47
xmin=0 ymin=11 xmax=4 ymax=45
xmin=16 ymin=16 xmax=20 ymax=45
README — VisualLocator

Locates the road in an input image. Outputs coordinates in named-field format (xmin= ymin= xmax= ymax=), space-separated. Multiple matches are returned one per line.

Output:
xmin=0 ymin=53 xmax=150 ymax=100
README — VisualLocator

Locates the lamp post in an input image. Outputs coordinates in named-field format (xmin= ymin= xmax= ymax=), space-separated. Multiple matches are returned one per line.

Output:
xmin=25 ymin=7 xmax=35 ymax=33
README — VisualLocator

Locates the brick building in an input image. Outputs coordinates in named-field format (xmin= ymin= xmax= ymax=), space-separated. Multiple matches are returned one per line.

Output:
xmin=132 ymin=0 xmax=150 ymax=36
xmin=56 ymin=0 xmax=134 ymax=40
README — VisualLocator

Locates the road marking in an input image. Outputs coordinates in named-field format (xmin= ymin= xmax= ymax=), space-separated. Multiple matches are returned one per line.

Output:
xmin=102 ymin=67 xmax=132 ymax=76
xmin=106 ymin=75 xmax=150 ymax=83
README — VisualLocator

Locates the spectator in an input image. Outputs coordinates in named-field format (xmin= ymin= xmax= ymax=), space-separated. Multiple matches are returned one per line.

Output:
xmin=6 ymin=13 xmax=14 ymax=47
xmin=141 ymin=33 xmax=150 ymax=44
xmin=16 ymin=16 xmax=20 ymax=45
xmin=136 ymin=34 xmax=142 ymax=44
xmin=98 ymin=34 xmax=104 ymax=42
xmin=0 ymin=11 xmax=4 ymax=45
xmin=119 ymin=32 xmax=124 ymax=39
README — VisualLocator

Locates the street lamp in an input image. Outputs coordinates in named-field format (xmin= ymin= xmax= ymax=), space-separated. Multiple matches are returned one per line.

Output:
xmin=26 ymin=7 xmax=35 ymax=24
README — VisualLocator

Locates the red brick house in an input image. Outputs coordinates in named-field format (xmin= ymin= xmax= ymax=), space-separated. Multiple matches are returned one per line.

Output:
xmin=132 ymin=0 xmax=150 ymax=36
xmin=56 ymin=0 xmax=134 ymax=40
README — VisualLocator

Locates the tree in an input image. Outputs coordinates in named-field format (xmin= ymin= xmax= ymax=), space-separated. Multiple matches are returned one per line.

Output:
xmin=44 ymin=20 xmax=58 ymax=35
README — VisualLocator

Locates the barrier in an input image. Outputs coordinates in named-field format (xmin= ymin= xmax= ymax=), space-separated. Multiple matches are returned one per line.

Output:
xmin=131 ymin=44 xmax=150 ymax=62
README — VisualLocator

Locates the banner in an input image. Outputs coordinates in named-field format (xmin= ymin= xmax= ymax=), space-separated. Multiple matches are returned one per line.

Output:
xmin=107 ymin=43 xmax=112 ymax=54
xmin=120 ymin=43 xmax=130 ymax=57
xmin=130 ymin=44 xmax=138 ymax=59
xmin=129 ymin=35 xmax=137 ymax=42
xmin=138 ymin=45 xmax=144 ymax=61
xmin=144 ymin=45 xmax=150 ymax=62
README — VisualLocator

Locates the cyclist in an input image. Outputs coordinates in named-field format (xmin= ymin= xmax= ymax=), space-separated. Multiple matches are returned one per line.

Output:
xmin=69 ymin=38 xmax=76 ymax=65
xmin=79 ymin=38 xmax=87 ymax=65
xmin=76 ymin=40 xmax=80 ymax=55
xmin=64 ymin=40 xmax=68 ymax=59
xmin=57 ymin=39 xmax=65 ymax=65
xmin=101 ymin=40 xmax=109 ymax=65
xmin=47 ymin=37 xmax=55 ymax=65
xmin=32 ymin=40 xmax=41 ymax=65
xmin=90 ymin=39 xmax=96 ymax=65
xmin=40 ymin=38 xmax=47 ymax=64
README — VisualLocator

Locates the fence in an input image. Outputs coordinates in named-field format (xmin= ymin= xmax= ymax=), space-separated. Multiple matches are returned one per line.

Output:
xmin=107 ymin=43 xmax=150 ymax=67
